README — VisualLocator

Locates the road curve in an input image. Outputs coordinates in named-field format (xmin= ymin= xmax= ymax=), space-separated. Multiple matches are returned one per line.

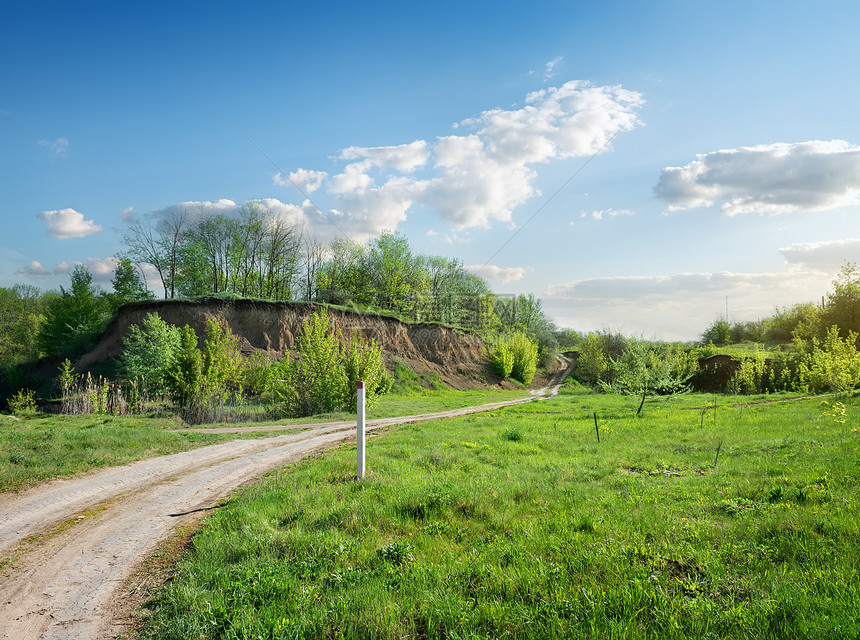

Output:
xmin=0 ymin=367 xmax=572 ymax=640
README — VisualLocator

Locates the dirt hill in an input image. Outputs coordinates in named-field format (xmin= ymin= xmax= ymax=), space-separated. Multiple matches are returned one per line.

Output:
xmin=75 ymin=299 xmax=513 ymax=390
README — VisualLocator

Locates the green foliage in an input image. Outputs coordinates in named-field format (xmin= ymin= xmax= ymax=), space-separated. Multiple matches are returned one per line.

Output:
xmin=167 ymin=325 xmax=203 ymax=407
xmin=727 ymin=348 xmax=769 ymax=394
xmin=603 ymin=338 xmax=697 ymax=396
xmin=240 ymin=352 xmax=277 ymax=396
xmin=342 ymin=330 xmax=390 ymax=412
xmin=274 ymin=311 xmax=389 ymax=417
xmin=280 ymin=311 xmax=347 ymax=417
xmin=7 ymin=388 xmax=37 ymax=416
xmin=793 ymin=325 xmax=860 ymax=393
xmin=37 ymin=266 xmax=113 ymax=359
xmin=493 ymin=331 xmax=538 ymax=385
xmin=120 ymin=312 xmax=181 ymax=397
xmin=575 ymin=331 xmax=627 ymax=387
xmin=823 ymin=261 xmax=860 ymax=338
xmin=701 ymin=318 xmax=731 ymax=346
xmin=491 ymin=341 xmax=515 ymax=379
xmin=0 ymin=284 xmax=45 ymax=365
xmin=200 ymin=318 xmax=243 ymax=396
xmin=56 ymin=358 xmax=82 ymax=392
xmin=111 ymin=257 xmax=153 ymax=305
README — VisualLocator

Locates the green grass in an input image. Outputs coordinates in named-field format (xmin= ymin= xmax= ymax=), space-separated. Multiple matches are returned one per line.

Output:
xmin=0 ymin=388 xmax=529 ymax=493
xmin=0 ymin=413 xmax=231 ymax=492
xmin=139 ymin=386 xmax=860 ymax=639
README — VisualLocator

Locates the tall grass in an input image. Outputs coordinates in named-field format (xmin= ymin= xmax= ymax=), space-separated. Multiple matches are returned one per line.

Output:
xmin=140 ymin=387 xmax=860 ymax=639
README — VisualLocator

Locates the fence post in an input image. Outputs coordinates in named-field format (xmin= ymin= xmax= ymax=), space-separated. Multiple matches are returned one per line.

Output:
xmin=357 ymin=381 xmax=365 ymax=479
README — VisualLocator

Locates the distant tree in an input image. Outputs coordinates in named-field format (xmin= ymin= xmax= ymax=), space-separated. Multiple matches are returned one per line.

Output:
xmin=824 ymin=261 xmax=860 ymax=339
xmin=0 ymin=284 xmax=46 ymax=365
xmin=111 ymin=257 xmax=153 ymax=305
xmin=37 ymin=266 xmax=112 ymax=359
xmin=701 ymin=318 xmax=731 ymax=346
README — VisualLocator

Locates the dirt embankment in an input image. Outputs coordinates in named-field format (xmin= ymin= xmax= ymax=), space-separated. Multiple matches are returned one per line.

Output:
xmin=76 ymin=299 xmax=512 ymax=390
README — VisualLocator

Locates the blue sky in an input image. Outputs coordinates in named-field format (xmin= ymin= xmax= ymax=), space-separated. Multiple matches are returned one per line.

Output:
xmin=3 ymin=0 xmax=860 ymax=340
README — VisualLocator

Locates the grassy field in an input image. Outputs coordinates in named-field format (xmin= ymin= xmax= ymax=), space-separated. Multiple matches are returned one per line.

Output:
xmin=0 ymin=387 xmax=529 ymax=493
xmin=138 ymin=385 xmax=859 ymax=639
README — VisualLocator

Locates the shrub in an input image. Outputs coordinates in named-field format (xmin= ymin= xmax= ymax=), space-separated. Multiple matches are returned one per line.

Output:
xmin=604 ymin=338 xmax=697 ymax=396
xmin=200 ymin=318 xmax=243 ymax=397
xmin=492 ymin=341 xmax=515 ymax=379
xmin=8 ymin=388 xmax=37 ymax=416
xmin=342 ymin=330 xmax=390 ymax=412
xmin=493 ymin=331 xmax=539 ymax=386
xmin=56 ymin=358 xmax=81 ymax=393
xmin=509 ymin=332 xmax=539 ymax=386
xmin=273 ymin=311 xmax=390 ymax=417
xmin=120 ymin=312 xmax=181 ymax=397
xmin=167 ymin=325 xmax=203 ymax=407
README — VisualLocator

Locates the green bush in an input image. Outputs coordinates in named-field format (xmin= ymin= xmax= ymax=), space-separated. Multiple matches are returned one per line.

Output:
xmin=342 ymin=330 xmax=390 ymax=412
xmin=273 ymin=311 xmax=390 ymax=417
xmin=7 ymin=388 xmax=37 ymax=416
xmin=200 ymin=318 xmax=243 ymax=397
xmin=167 ymin=325 xmax=203 ymax=407
xmin=492 ymin=341 xmax=515 ymax=379
xmin=492 ymin=331 xmax=538 ymax=386
xmin=120 ymin=312 xmax=181 ymax=397
xmin=604 ymin=338 xmax=697 ymax=396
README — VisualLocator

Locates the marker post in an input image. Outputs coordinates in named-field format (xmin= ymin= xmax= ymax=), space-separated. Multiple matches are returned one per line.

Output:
xmin=356 ymin=381 xmax=365 ymax=479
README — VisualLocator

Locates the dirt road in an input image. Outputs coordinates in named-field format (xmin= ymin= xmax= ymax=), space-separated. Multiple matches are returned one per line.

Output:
xmin=0 ymin=362 xmax=572 ymax=640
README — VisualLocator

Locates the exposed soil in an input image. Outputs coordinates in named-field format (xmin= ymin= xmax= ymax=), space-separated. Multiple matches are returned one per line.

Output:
xmin=0 ymin=356 xmax=573 ymax=640
xmin=76 ymin=299 xmax=516 ymax=390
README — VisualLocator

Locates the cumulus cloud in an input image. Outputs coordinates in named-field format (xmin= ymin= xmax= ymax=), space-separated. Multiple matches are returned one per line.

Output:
xmin=274 ymin=81 xmax=642 ymax=238
xmin=273 ymin=168 xmax=328 ymax=195
xmin=37 ymin=208 xmax=102 ymax=239
xmin=779 ymin=239 xmax=860 ymax=272
xmin=467 ymin=264 xmax=527 ymax=284
xmin=655 ymin=140 xmax=860 ymax=215
xmin=340 ymin=140 xmax=429 ymax=173
xmin=38 ymin=137 xmax=69 ymax=157
xmin=17 ymin=261 xmax=53 ymax=278
xmin=17 ymin=256 xmax=118 ymax=282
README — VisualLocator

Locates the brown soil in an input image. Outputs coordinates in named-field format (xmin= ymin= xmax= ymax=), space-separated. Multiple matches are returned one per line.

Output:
xmin=76 ymin=299 xmax=516 ymax=390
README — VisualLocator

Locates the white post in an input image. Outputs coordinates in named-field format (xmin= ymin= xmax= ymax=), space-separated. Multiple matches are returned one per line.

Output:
xmin=356 ymin=380 xmax=365 ymax=479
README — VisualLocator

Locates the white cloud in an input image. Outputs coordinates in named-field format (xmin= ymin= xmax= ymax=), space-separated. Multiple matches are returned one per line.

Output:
xmin=544 ymin=270 xmax=831 ymax=341
xmin=38 ymin=137 xmax=69 ymax=157
xmin=17 ymin=261 xmax=52 ymax=278
xmin=84 ymin=256 xmax=119 ymax=282
xmin=120 ymin=207 xmax=137 ymax=222
xmin=589 ymin=208 xmax=635 ymax=220
xmin=544 ymin=56 xmax=563 ymax=81
xmin=37 ymin=208 xmax=102 ymax=239
xmin=655 ymin=140 xmax=860 ymax=215
xmin=278 ymin=81 xmax=643 ymax=236
xmin=467 ymin=264 xmax=527 ymax=284
xmin=17 ymin=256 xmax=118 ymax=282
xmin=273 ymin=168 xmax=328 ymax=195
xmin=340 ymin=140 xmax=429 ymax=173
xmin=779 ymin=239 xmax=860 ymax=272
